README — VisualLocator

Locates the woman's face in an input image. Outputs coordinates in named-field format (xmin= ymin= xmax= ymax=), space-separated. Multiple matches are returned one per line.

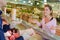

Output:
xmin=44 ymin=7 xmax=51 ymax=16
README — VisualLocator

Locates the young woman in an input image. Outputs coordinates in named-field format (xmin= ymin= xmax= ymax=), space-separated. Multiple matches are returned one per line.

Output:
xmin=33 ymin=4 xmax=57 ymax=40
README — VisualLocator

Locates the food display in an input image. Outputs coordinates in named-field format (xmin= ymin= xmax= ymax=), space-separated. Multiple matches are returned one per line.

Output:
xmin=2 ymin=0 xmax=60 ymax=40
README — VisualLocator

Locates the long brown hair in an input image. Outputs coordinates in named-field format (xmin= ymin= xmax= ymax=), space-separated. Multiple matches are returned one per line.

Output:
xmin=44 ymin=4 xmax=53 ymax=16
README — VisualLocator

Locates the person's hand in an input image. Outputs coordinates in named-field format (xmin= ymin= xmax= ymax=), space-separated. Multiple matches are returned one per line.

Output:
xmin=10 ymin=35 xmax=15 ymax=40
xmin=13 ymin=33 xmax=19 ymax=38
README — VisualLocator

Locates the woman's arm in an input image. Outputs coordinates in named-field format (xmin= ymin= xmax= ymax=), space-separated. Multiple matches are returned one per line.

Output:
xmin=32 ymin=19 xmax=41 ymax=26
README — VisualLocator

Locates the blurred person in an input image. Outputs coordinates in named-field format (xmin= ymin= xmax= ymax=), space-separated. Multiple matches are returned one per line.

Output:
xmin=9 ymin=28 xmax=24 ymax=40
xmin=4 ymin=28 xmax=18 ymax=40
xmin=0 ymin=10 xmax=6 ymax=40
xmin=32 ymin=4 xmax=57 ymax=40
xmin=11 ymin=28 xmax=19 ymax=38
xmin=4 ymin=30 xmax=12 ymax=40
xmin=0 ymin=0 xmax=6 ymax=40
xmin=2 ymin=19 xmax=10 ymax=33
xmin=10 ymin=29 xmax=18 ymax=40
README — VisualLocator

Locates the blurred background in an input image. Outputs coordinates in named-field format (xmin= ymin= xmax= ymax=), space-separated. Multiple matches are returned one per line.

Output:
xmin=1 ymin=0 xmax=60 ymax=40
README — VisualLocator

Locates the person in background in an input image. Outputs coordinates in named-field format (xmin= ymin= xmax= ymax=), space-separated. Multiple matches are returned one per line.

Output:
xmin=9 ymin=28 xmax=24 ymax=40
xmin=0 ymin=0 xmax=6 ymax=40
xmin=9 ymin=28 xmax=19 ymax=40
xmin=0 ymin=10 xmax=5 ymax=40
xmin=2 ymin=19 xmax=10 ymax=33
xmin=4 ymin=30 xmax=12 ymax=40
xmin=32 ymin=4 xmax=57 ymax=40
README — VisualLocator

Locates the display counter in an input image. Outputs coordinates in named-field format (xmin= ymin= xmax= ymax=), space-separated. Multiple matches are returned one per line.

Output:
xmin=19 ymin=19 xmax=60 ymax=40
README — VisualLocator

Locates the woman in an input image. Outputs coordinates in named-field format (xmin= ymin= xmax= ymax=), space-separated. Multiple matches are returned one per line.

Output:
xmin=33 ymin=4 xmax=57 ymax=40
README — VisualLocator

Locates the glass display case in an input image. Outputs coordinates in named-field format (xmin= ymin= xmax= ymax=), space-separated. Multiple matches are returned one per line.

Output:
xmin=3 ymin=0 xmax=60 ymax=40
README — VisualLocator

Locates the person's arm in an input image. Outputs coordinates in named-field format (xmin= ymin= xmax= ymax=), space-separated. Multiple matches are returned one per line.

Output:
xmin=32 ymin=19 xmax=42 ymax=27
xmin=36 ymin=21 xmax=42 ymax=27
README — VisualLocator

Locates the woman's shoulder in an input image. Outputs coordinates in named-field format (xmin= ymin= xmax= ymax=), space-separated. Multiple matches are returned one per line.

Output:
xmin=51 ymin=18 xmax=57 ymax=24
xmin=53 ymin=18 xmax=56 ymax=21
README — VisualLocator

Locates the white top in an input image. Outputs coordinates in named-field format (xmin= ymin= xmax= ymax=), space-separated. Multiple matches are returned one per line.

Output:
xmin=36 ymin=18 xmax=57 ymax=35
